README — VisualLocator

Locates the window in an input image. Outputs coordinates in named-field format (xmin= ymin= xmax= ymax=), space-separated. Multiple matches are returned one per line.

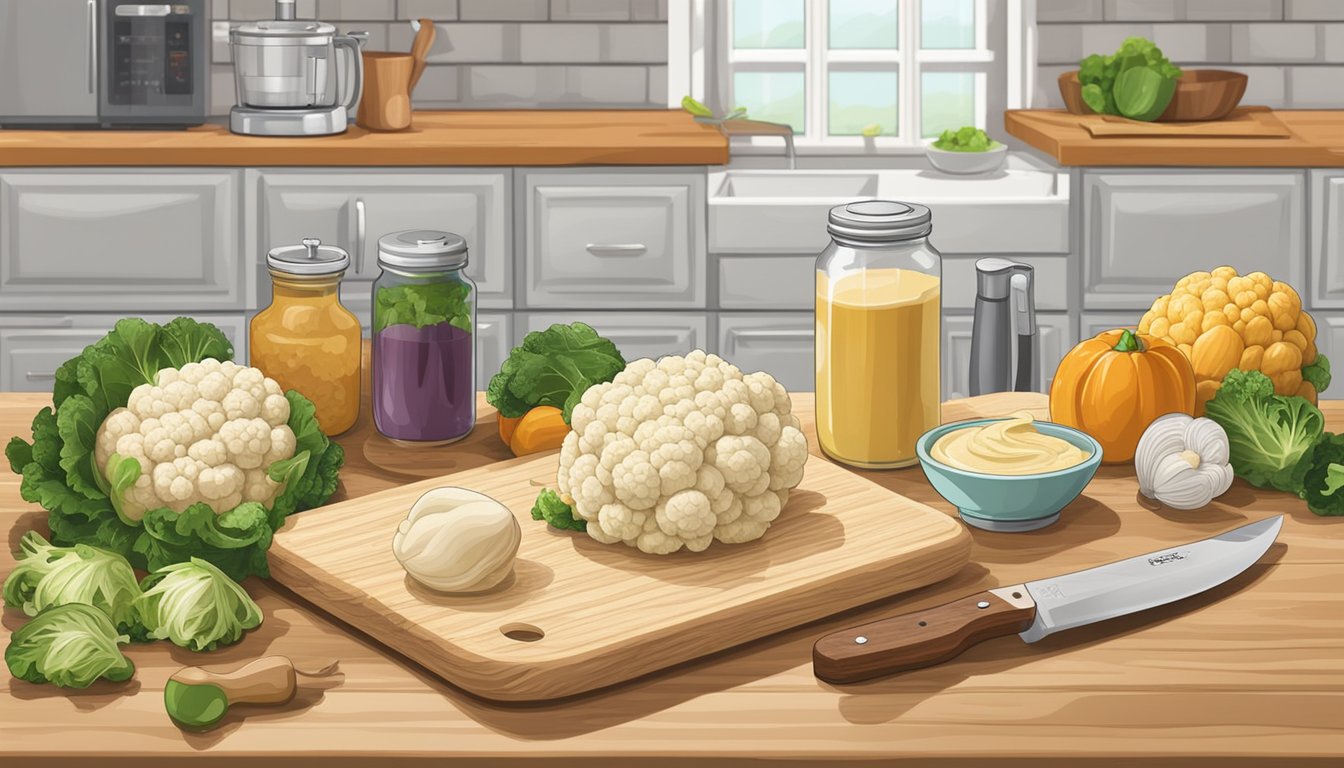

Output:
xmin=705 ymin=0 xmax=1008 ymax=150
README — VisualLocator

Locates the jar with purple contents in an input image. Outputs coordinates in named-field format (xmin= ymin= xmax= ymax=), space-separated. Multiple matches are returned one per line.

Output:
xmin=371 ymin=230 xmax=477 ymax=445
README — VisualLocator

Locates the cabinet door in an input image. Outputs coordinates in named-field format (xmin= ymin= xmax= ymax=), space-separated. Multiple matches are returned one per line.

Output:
xmin=0 ymin=170 xmax=244 ymax=311
xmin=1310 ymin=171 xmax=1344 ymax=309
xmin=1082 ymin=171 xmax=1304 ymax=310
xmin=1080 ymin=312 xmax=1143 ymax=338
xmin=523 ymin=171 xmax=706 ymax=309
xmin=943 ymin=312 xmax=1071 ymax=401
xmin=249 ymin=170 xmax=512 ymax=308
xmin=475 ymin=313 xmax=512 ymax=391
xmin=716 ymin=313 xmax=814 ymax=392
xmin=0 ymin=314 xmax=247 ymax=392
xmin=718 ymin=255 xmax=814 ymax=310
xmin=522 ymin=312 xmax=709 ymax=363
xmin=0 ymin=0 xmax=98 ymax=120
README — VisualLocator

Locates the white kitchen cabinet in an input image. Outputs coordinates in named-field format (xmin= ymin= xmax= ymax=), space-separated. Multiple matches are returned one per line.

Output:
xmin=0 ymin=170 xmax=246 ymax=311
xmin=522 ymin=170 xmax=706 ymax=309
xmin=0 ymin=314 xmax=247 ymax=392
xmin=247 ymin=169 xmax=512 ymax=308
xmin=716 ymin=313 xmax=814 ymax=392
xmin=1082 ymin=170 xmax=1305 ymax=310
xmin=943 ymin=312 xmax=1071 ymax=401
xmin=1310 ymin=171 xmax=1344 ymax=309
xmin=1081 ymin=312 xmax=1143 ymax=338
xmin=522 ymin=312 xmax=708 ymax=363
xmin=718 ymin=254 xmax=814 ymax=310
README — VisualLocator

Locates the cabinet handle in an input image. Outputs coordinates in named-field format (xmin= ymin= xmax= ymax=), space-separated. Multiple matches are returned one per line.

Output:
xmin=25 ymin=371 xmax=57 ymax=381
xmin=585 ymin=243 xmax=647 ymax=256
xmin=87 ymin=0 xmax=96 ymax=94
xmin=355 ymin=198 xmax=366 ymax=273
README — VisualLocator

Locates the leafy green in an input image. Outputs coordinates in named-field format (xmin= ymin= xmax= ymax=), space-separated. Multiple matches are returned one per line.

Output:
xmin=1204 ymin=369 xmax=1325 ymax=493
xmin=6 ymin=316 xmax=344 ymax=582
xmin=1077 ymin=37 xmax=1181 ymax=121
xmin=487 ymin=322 xmax=626 ymax=422
xmin=931 ymin=126 xmax=1000 ymax=152
xmin=1299 ymin=433 xmax=1344 ymax=516
xmin=531 ymin=489 xmax=586 ymax=532
xmin=1303 ymin=354 xmax=1333 ymax=393
xmin=134 ymin=558 xmax=263 ymax=652
xmin=2 ymin=532 xmax=140 ymax=629
xmin=681 ymin=95 xmax=713 ymax=117
xmin=5 ymin=603 xmax=134 ymax=688
xmin=374 ymin=280 xmax=472 ymax=334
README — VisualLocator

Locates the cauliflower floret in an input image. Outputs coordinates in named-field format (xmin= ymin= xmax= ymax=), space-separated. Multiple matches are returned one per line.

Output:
xmin=92 ymin=363 xmax=300 ymax=522
xmin=551 ymin=351 xmax=809 ymax=554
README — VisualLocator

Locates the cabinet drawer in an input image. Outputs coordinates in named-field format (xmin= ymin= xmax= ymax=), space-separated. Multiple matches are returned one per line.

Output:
xmin=522 ymin=312 xmax=708 ymax=362
xmin=1082 ymin=170 xmax=1305 ymax=310
xmin=248 ymin=169 xmax=512 ymax=308
xmin=523 ymin=171 xmax=706 ymax=308
xmin=0 ymin=314 xmax=247 ymax=392
xmin=0 ymin=170 xmax=244 ymax=311
xmin=717 ymin=313 xmax=814 ymax=392
xmin=1080 ymin=312 xmax=1143 ymax=338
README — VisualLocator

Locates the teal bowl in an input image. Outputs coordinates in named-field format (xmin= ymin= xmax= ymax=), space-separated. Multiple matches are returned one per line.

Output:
xmin=916 ymin=418 xmax=1103 ymax=532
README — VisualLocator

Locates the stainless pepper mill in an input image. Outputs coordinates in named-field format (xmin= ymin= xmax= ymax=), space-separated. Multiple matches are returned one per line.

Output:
xmin=969 ymin=258 xmax=1038 ymax=396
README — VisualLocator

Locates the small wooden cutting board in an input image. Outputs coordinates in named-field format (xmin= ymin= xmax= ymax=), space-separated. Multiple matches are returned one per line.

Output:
xmin=1081 ymin=107 xmax=1290 ymax=138
xmin=268 ymin=453 xmax=972 ymax=702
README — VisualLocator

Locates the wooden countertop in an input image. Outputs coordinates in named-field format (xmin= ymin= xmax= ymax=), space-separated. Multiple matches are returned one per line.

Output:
xmin=1005 ymin=108 xmax=1344 ymax=167
xmin=2 ymin=391 xmax=1341 ymax=766
xmin=0 ymin=111 xmax=729 ymax=167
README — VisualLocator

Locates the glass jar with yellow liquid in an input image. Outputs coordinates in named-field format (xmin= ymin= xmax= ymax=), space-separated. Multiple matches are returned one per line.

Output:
xmin=250 ymin=237 xmax=362 ymax=435
xmin=816 ymin=201 xmax=941 ymax=469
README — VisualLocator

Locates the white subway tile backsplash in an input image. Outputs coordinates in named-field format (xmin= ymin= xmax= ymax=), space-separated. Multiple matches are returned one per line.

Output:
xmin=459 ymin=0 xmax=547 ymax=21
xmin=1105 ymin=0 xmax=1180 ymax=22
xmin=1221 ymin=65 xmax=1288 ymax=105
xmin=1288 ymin=65 xmax=1344 ymax=105
xmin=232 ymin=0 xmax=315 ymax=19
xmin=1154 ymin=23 xmax=1231 ymax=62
xmin=213 ymin=21 xmax=232 ymax=63
xmin=397 ymin=23 xmax=512 ymax=62
xmin=1033 ymin=65 xmax=1073 ymax=109
xmin=551 ymin=0 xmax=631 ymax=21
xmin=1232 ymin=23 xmax=1318 ymax=61
xmin=318 ymin=0 xmax=395 ymax=19
xmin=631 ymin=0 xmax=658 ymax=22
xmin=604 ymin=23 xmax=668 ymax=62
xmin=214 ymin=0 xmax=229 ymax=19
xmin=398 ymin=0 xmax=457 ymax=20
xmin=1287 ymin=0 xmax=1344 ymax=20
xmin=1036 ymin=0 xmax=1103 ymax=23
xmin=567 ymin=66 xmax=647 ymax=102
xmin=411 ymin=65 xmax=462 ymax=104
xmin=468 ymin=65 xmax=565 ymax=102
xmin=521 ymin=23 xmax=602 ymax=62
xmin=1080 ymin=24 xmax=1154 ymax=55
xmin=1186 ymin=0 xmax=1283 ymax=21
xmin=211 ymin=64 xmax=236 ymax=114
xmin=1036 ymin=24 xmax=1083 ymax=64
xmin=647 ymin=64 xmax=667 ymax=105
xmin=1324 ymin=23 xmax=1344 ymax=59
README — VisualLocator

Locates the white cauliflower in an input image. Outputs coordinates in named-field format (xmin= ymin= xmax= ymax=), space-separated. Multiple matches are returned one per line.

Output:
xmin=93 ymin=359 xmax=297 ymax=520
xmin=555 ymin=350 xmax=808 ymax=554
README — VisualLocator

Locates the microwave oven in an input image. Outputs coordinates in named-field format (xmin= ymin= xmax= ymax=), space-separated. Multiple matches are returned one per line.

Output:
xmin=0 ymin=0 xmax=208 ymax=127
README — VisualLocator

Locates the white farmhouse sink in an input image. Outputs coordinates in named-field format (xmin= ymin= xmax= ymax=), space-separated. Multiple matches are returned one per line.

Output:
xmin=708 ymin=154 xmax=1070 ymax=255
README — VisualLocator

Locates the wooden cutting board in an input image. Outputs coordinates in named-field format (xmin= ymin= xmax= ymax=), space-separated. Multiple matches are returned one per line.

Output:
xmin=1080 ymin=106 xmax=1290 ymax=138
xmin=268 ymin=453 xmax=971 ymax=702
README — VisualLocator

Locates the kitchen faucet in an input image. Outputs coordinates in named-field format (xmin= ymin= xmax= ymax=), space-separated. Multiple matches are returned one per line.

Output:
xmin=718 ymin=119 xmax=796 ymax=169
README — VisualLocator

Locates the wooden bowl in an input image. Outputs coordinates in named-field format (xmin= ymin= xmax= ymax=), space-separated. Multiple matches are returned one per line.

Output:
xmin=1058 ymin=69 xmax=1248 ymax=122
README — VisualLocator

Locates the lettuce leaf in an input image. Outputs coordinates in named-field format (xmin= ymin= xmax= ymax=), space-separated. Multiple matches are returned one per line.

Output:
xmin=373 ymin=280 xmax=472 ymax=334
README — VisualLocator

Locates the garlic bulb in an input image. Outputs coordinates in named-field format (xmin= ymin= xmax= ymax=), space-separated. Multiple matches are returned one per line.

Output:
xmin=393 ymin=487 xmax=521 ymax=593
xmin=1135 ymin=414 xmax=1234 ymax=510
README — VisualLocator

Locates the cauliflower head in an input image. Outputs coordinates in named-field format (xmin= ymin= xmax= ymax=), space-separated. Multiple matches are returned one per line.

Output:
xmin=1138 ymin=267 xmax=1330 ymax=413
xmin=93 ymin=359 xmax=297 ymax=521
xmin=554 ymin=350 xmax=808 ymax=554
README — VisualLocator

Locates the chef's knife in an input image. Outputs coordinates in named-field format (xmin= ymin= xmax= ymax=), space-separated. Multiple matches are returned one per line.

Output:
xmin=814 ymin=515 xmax=1283 ymax=683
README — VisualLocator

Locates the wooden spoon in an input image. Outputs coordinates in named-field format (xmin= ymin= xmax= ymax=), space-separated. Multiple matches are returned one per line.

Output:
xmin=408 ymin=18 xmax=436 ymax=93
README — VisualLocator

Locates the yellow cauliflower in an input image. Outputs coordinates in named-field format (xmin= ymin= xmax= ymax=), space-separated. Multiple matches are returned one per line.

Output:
xmin=1138 ymin=266 xmax=1331 ymax=414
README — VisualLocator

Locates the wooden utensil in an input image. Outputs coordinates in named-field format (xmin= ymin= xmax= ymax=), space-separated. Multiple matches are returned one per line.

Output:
xmin=357 ymin=52 xmax=414 ymax=131
xmin=409 ymin=18 xmax=436 ymax=92
xmin=269 ymin=452 xmax=972 ymax=701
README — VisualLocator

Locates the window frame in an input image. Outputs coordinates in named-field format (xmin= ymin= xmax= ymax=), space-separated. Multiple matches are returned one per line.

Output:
xmin=670 ymin=0 xmax=1030 ymax=156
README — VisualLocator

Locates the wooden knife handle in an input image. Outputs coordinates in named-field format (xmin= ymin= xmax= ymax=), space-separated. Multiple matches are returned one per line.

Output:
xmin=813 ymin=586 xmax=1037 ymax=684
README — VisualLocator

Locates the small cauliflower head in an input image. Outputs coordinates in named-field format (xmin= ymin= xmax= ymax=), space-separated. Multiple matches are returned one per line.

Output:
xmin=93 ymin=359 xmax=297 ymax=520
xmin=555 ymin=350 xmax=808 ymax=554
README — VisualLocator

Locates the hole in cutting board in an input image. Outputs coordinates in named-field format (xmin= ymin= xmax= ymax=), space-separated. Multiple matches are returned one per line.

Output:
xmin=501 ymin=622 xmax=545 ymax=642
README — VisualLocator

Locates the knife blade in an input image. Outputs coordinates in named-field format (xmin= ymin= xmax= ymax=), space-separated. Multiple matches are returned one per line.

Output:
xmin=813 ymin=515 xmax=1283 ymax=684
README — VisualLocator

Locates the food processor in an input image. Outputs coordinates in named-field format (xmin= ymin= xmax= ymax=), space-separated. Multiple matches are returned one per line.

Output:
xmin=229 ymin=0 xmax=364 ymax=136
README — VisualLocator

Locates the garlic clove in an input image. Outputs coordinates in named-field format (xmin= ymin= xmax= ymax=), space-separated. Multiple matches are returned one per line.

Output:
xmin=1184 ymin=417 xmax=1231 ymax=466
xmin=1136 ymin=413 xmax=1193 ymax=496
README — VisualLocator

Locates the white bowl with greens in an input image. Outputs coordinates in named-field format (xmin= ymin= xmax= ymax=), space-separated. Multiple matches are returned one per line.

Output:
xmin=926 ymin=127 xmax=1007 ymax=175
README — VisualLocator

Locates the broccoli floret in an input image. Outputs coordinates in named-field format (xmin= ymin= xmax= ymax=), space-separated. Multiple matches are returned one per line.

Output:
xmin=530 ymin=489 xmax=586 ymax=532
xmin=1300 ymin=434 xmax=1344 ymax=516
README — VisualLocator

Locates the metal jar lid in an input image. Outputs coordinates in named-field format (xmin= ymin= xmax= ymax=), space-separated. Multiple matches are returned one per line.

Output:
xmin=231 ymin=20 xmax=337 ymax=46
xmin=267 ymin=237 xmax=351 ymax=276
xmin=377 ymin=230 xmax=469 ymax=270
xmin=827 ymin=200 xmax=932 ymax=243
